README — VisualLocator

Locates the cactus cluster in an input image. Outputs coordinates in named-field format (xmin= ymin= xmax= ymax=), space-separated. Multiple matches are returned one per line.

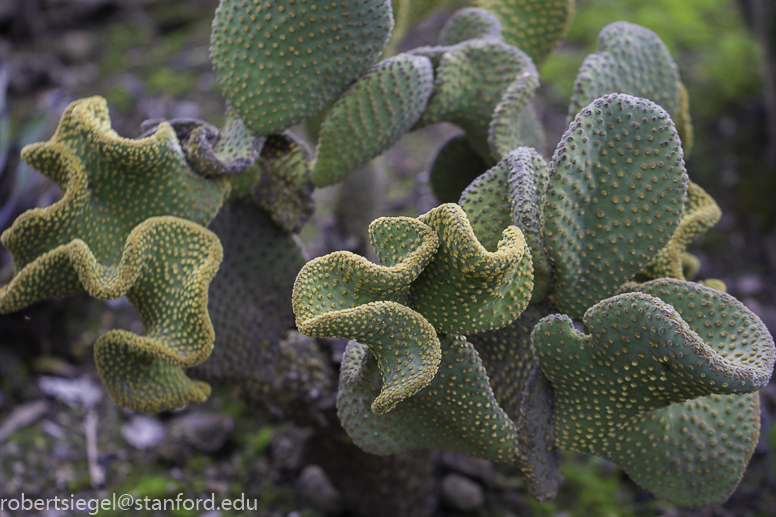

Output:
xmin=0 ymin=0 xmax=774 ymax=512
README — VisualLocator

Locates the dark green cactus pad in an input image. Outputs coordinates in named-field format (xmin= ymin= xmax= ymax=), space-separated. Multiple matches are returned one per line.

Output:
xmin=252 ymin=132 xmax=315 ymax=233
xmin=337 ymin=335 xmax=519 ymax=463
xmin=293 ymin=216 xmax=442 ymax=414
xmin=0 ymin=96 xmax=230 ymax=314
xmin=639 ymin=181 xmax=720 ymax=281
xmin=411 ymin=203 xmax=533 ymax=334
xmin=428 ymin=134 xmax=489 ymax=204
xmin=475 ymin=0 xmax=574 ymax=67
xmin=605 ymin=392 xmax=760 ymax=507
xmin=93 ymin=216 xmax=223 ymax=412
xmin=487 ymin=70 xmax=541 ymax=161
xmin=311 ymin=53 xmax=434 ymax=187
xmin=507 ymin=148 xmax=552 ymax=303
xmin=210 ymin=0 xmax=394 ymax=135
xmin=418 ymin=40 xmax=536 ymax=159
xmin=438 ymin=7 xmax=502 ymax=45
xmin=458 ymin=155 xmax=515 ymax=252
xmin=567 ymin=22 xmax=681 ymax=124
xmin=541 ymin=93 xmax=688 ymax=320
xmin=190 ymin=199 xmax=330 ymax=414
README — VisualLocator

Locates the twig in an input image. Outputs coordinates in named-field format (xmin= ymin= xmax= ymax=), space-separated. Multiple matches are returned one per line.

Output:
xmin=85 ymin=407 xmax=105 ymax=488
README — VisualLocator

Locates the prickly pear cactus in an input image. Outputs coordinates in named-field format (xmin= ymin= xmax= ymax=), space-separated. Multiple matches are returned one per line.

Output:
xmin=438 ymin=7 xmax=503 ymax=45
xmin=428 ymin=134 xmax=489 ymax=204
xmin=542 ymin=93 xmax=688 ymax=320
xmin=210 ymin=0 xmax=394 ymax=135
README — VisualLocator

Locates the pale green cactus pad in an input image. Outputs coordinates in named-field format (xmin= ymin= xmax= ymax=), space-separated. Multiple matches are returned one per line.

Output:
xmin=418 ymin=39 xmax=537 ymax=159
xmin=412 ymin=203 xmax=533 ymax=334
xmin=459 ymin=155 xmax=515 ymax=252
xmin=531 ymin=280 xmax=775 ymax=505
xmin=252 ymin=132 xmax=315 ymax=233
xmin=542 ymin=93 xmax=688 ymax=320
xmin=337 ymin=336 xmax=519 ymax=463
xmin=487 ymin=71 xmax=541 ymax=161
xmin=439 ymin=7 xmax=502 ymax=45
xmin=428 ymin=134 xmax=489 ymax=204
xmin=210 ymin=0 xmax=394 ymax=135
xmin=640 ymin=181 xmax=721 ymax=281
xmin=475 ymin=0 xmax=575 ymax=67
xmin=190 ymin=199 xmax=330 ymax=413
xmin=311 ymin=53 xmax=434 ymax=187
xmin=0 ymin=96 xmax=229 ymax=314
xmin=293 ymin=216 xmax=442 ymax=414
xmin=567 ymin=22 xmax=681 ymax=125
xmin=94 ymin=216 xmax=223 ymax=412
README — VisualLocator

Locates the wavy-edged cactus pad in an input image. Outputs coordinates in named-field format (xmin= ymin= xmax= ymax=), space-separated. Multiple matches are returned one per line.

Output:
xmin=94 ymin=217 xmax=223 ymax=412
xmin=428 ymin=134 xmax=489 ymax=204
xmin=487 ymin=70 xmax=541 ymax=161
xmin=311 ymin=53 xmax=434 ymax=187
xmin=412 ymin=203 xmax=533 ymax=334
xmin=252 ymin=131 xmax=315 ymax=233
xmin=567 ymin=21 xmax=681 ymax=124
xmin=293 ymin=216 xmax=441 ymax=414
xmin=475 ymin=0 xmax=574 ymax=67
xmin=439 ymin=7 xmax=502 ymax=45
xmin=337 ymin=335 xmax=519 ymax=463
xmin=0 ymin=96 xmax=229 ymax=314
xmin=531 ymin=281 xmax=775 ymax=505
xmin=190 ymin=199 xmax=330 ymax=414
xmin=640 ymin=181 xmax=720 ymax=281
xmin=542 ymin=93 xmax=688 ymax=320
xmin=210 ymin=0 xmax=393 ymax=135
xmin=418 ymin=39 xmax=536 ymax=159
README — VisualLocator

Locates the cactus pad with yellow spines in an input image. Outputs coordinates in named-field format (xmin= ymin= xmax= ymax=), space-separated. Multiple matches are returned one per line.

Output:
xmin=439 ymin=7 xmax=503 ymax=45
xmin=210 ymin=0 xmax=394 ymax=135
xmin=487 ymin=70 xmax=541 ymax=161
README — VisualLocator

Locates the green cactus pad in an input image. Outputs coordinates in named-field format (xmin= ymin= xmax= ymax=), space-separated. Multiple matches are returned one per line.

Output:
xmin=411 ymin=203 xmax=533 ymax=334
xmin=542 ymin=93 xmax=688 ymax=320
xmin=640 ymin=181 xmax=720 ymax=281
xmin=438 ymin=7 xmax=502 ymax=45
xmin=293 ymin=217 xmax=441 ymax=413
xmin=475 ymin=0 xmax=574 ymax=67
xmin=190 ymin=199 xmax=330 ymax=413
xmin=252 ymin=132 xmax=315 ymax=233
xmin=0 ymin=96 xmax=229 ymax=314
xmin=92 ymin=216 xmax=222 ymax=412
xmin=674 ymin=82 xmax=694 ymax=156
xmin=507 ymin=148 xmax=552 ymax=303
xmin=311 ymin=53 xmax=434 ymax=187
xmin=210 ymin=0 xmax=394 ymax=135
xmin=487 ymin=70 xmax=541 ymax=160
xmin=567 ymin=22 xmax=681 ymax=124
xmin=418 ymin=39 xmax=536 ymax=159
xmin=458 ymin=155 xmax=515 ymax=252
xmin=337 ymin=335 xmax=519 ymax=463
xmin=428 ymin=134 xmax=489 ymax=204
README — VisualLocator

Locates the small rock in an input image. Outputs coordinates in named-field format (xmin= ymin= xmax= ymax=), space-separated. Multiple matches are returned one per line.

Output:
xmin=441 ymin=473 xmax=484 ymax=512
xmin=157 ymin=413 xmax=234 ymax=465
xmin=121 ymin=415 xmax=166 ymax=450
xmin=439 ymin=452 xmax=494 ymax=485
xmin=736 ymin=274 xmax=763 ymax=296
xmin=38 ymin=375 xmax=102 ymax=409
xmin=296 ymin=464 xmax=343 ymax=514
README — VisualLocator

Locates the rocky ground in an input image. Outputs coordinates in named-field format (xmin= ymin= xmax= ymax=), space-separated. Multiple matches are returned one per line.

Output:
xmin=1 ymin=1 xmax=775 ymax=516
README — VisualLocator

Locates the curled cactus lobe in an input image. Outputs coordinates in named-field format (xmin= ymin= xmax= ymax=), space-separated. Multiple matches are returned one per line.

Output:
xmin=311 ymin=53 xmax=435 ymax=187
xmin=475 ymin=0 xmax=575 ymax=67
xmin=0 ymin=96 xmax=230 ymax=313
xmin=94 ymin=217 xmax=223 ymax=412
xmin=542 ymin=93 xmax=688 ymax=321
xmin=439 ymin=7 xmax=503 ymax=45
xmin=190 ymin=199 xmax=330 ymax=416
xmin=428 ymin=134 xmax=489 ymax=204
xmin=531 ymin=279 xmax=775 ymax=505
xmin=412 ymin=204 xmax=534 ymax=334
xmin=418 ymin=39 xmax=538 ymax=160
xmin=488 ymin=71 xmax=542 ymax=161
xmin=293 ymin=217 xmax=442 ymax=414
xmin=568 ymin=22 xmax=684 ymax=132
xmin=210 ymin=0 xmax=394 ymax=135
xmin=639 ymin=181 xmax=721 ymax=281
xmin=337 ymin=336 xmax=520 ymax=463
xmin=252 ymin=132 xmax=315 ymax=233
